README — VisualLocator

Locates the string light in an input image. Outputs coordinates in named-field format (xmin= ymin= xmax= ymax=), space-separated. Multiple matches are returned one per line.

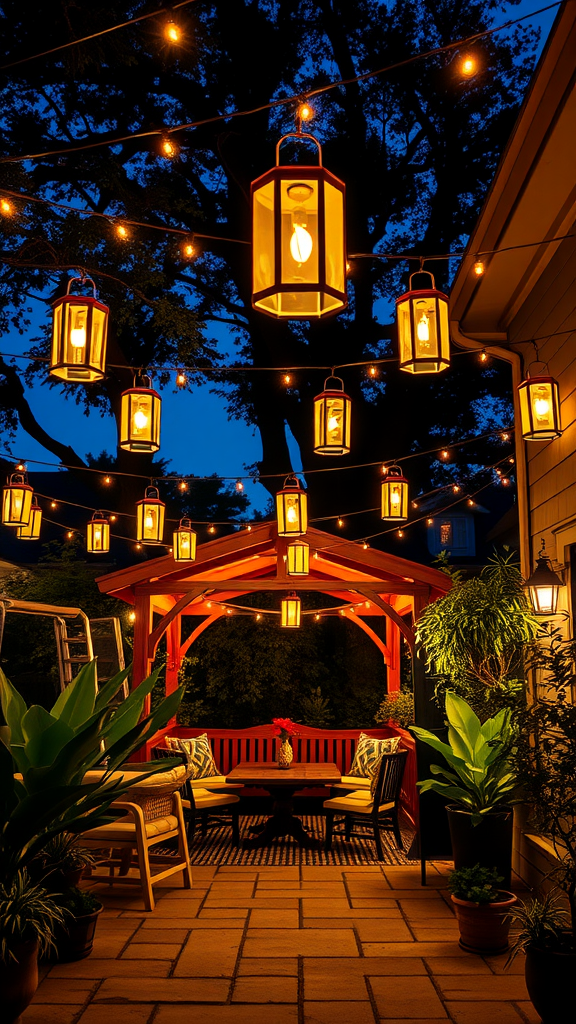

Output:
xmin=479 ymin=350 xmax=488 ymax=363
xmin=50 ymin=501 xmax=57 ymax=509
xmin=397 ymin=529 xmax=404 ymax=538
xmin=208 ymin=524 xmax=216 ymax=534
xmin=412 ymin=501 xmax=418 ymax=509
xmin=501 ymin=432 xmax=510 ymax=442
xmin=182 ymin=240 xmax=196 ymax=259
xmin=110 ymin=514 xmax=117 ymax=522
xmin=297 ymin=102 xmax=314 ymax=122
xmin=452 ymin=484 xmax=461 ymax=493
xmin=362 ymin=541 xmax=369 ymax=549
xmin=66 ymin=530 xmax=74 ymax=539
xmin=135 ymin=542 xmax=142 ymax=550
xmin=473 ymin=259 xmax=485 ymax=276
xmin=467 ymin=498 xmax=475 ymax=507
xmin=337 ymin=517 xmax=344 ymax=528
xmin=178 ymin=480 xmax=188 ymax=491
xmin=115 ymin=224 xmax=129 ymax=239
xmin=256 ymin=613 xmax=262 ymax=621
xmin=460 ymin=55 xmax=478 ymax=77
xmin=502 ymin=477 xmax=510 ymax=486
xmin=160 ymin=137 xmax=178 ymax=159
xmin=426 ymin=518 xmax=433 ymax=525
xmin=15 ymin=463 xmax=25 ymax=472
xmin=165 ymin=19 xmax=181 ymax=43
xmin=0 ymin=198 xmax=13 ymax=214
xmin=315 ymin=613 xmax=321 ymax=621
xmin=176 ymin=370 xmax=187 ymax=386
xmin=509 ymin=457 xmax=515 ymax=464
xmin=235 ymin=479 xmax=244 ymax=492
xmin=440 ymin=449 xmax=449 ymax=460
xmin=367 ymin=365 xmax=377 ymax=378
xmin=103 ymin=475 xmax=112 ymax=485
xmin=283 ymin=374 xmax=292 ymax=385
xmin=128 ymin=611 xmax=136 ymax=623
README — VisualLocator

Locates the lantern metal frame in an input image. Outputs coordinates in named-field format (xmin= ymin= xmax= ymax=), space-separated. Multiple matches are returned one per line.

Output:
xmin=381 ymin=465 xmax=409 ymax=521
xmin=16 ymin=497 xmax=42 ymax=540
xmin=173 ymin=517 xmax=197 ymax=562
xmin=136 ymin=485 xmax=166 ymax=545
xmin=86 ymin=510 xmax=110 ymax=554
xmin=120 ymin=373 xmax=162 ymax=453
xmin=313 ymin=375 xmax=352 ymax=455
xmin=276 ymin=474 xmax=308 ymax=537
xmin=396 ymin=270 xmax=450 ymax=374
xmin=2 ymin=472 xmax=33 ymax=528
xmin=251 ymin=132 xmax=347 ymax=319
xmin=525 ymin=540 xmax=564 ymax=615
xmin=518 ymin=371 xmax=562 ymax=441
xmin=286 ymin=539 xmax=310 ymax=576
xmin=50 ymin=275 xmax=109 ymax=382
xmin=281 ymin=592 xmax=302 ymax=628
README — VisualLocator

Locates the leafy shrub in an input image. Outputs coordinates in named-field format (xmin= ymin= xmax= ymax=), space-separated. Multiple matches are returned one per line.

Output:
xmin=448 ymin=864 xmax=504 ymax=904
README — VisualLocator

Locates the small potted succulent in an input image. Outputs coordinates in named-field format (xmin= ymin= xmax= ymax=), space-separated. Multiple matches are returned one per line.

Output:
xmin=272 ymin=718 xmax=298 ymax=769
xmin=50 ymin=888 xmax=103 ymax=962
xmin=448 ymin=864 xmax=517 ymax=953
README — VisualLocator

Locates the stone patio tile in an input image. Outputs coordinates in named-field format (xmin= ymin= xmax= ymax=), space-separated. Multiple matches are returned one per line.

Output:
xmin=157 ymin=886 xmax=208 ymax=897
xmin=255 ymin=880 xmax=302 ymax=889
xmin=204 ymin=898 xmax=300 ymax=909
xmin=382 ymin=870 xmax=442 ymax=890
xmin=362 ymin=942 xmax=468 ymax=958
xmin=174 ymin=928 xmax=244 ymax=977
xmin=77 ymin=1007 xmax=154 ymax=1024
xmin=353 ymin=920 xmax=414 ymax=942
xmin=48 ymin=960 xmax=172 ymax=978
xmin=94 ymin=978 xmax=230 ymax=1002
xmin=122 ymin=943 xmax=182 ymax=959
xmin=197 ymin=909 xmax=250 ymax=921
xmin=90 ymin=935 xmax=137 ymax=958
xmin=483 ymin=954 xmax=524 ymax=975
xmin=232 ymin=976 xmax=299 ymax=1002
xmin=155 ymin=1006 xmax=298 ymax=1024
xmin=188 ymin=917 xmax=249 ymax=928
xmin=237 ymin=957 xmax=299 ymax=976
xmin=119 ymin=899 xmax=202 ymax=917
xmin=21 ymin=1008 xmax=82 ymax=1024
xmin=186 ymin=865 xmax=218 ymax=878
xmin=303 ymin=957 xmax=427 ymax=977
xmin=349 ymin=898 xmax=403 ymax=908
xmin=243 ymin=928 xmax=359 ymax=958
xmin=302 ymin=908 xmax=402 ymax=920
xmin=300 ymin=881 xmax=349 ymax=891
xmin=303 ymin=1001 xmax=376 ymax=1023
xmin=301 ymin=866 xmax=349 ymax=879
xmin=408 ymin=925 xmax=460 ymax=942
xmin=251 ymin=866 xmax=300 ymax=878
xmin=370 ymin=976 xmax=448 ymax=1018
xmin=249 ymin=909 xmax=300 ymax=928
xmin=98 ymin=908 xmax=123 ymax=917
xmin=216 ymin=869 xmax=259 ymax=878
xmin=303 ymin=968 xmax=369 ymax=1000
xmin=435 ymin=976 xmax=529 ymax=1000
xmin=353 ymin=889 xmax=446 ymax=901
xmin=32 ymin=979 xmax=97 ymax=1002
xmin=343 ymin=866 xmax=383 ymax=873
xmin=445 ymin=1003 xmax=525 ymax=1024
xmin=399 ymin=899 xmax=455 ymax=919
xmin=345 ymin=882 xmax=394 ymax=896
xmin=423 ymin=957 xmax=493 ymax=975
xmin=209 ymin=882 xmax=255 ymax=896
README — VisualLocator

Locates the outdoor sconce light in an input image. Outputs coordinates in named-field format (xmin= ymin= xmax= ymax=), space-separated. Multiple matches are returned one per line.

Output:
xmin=276 ymin=474 xmax=308 ymax=537
xmin=251 ymin=132 xmax=347 ymax=319
xmin=50 ymin=275 xmax=108 ymax=382
xmin=281 ymin=592 xmax=301 ymax=628
xmin=136 ymin=485 xmax=165 ymax=545
xmin=2 ymin=471 xmax=33 ymax=527
xmin=518 ymin=372 xmax=562 ymax=440
xmin=16 ymin=497 xmax=42 ymax=540
xmin=525 ymin=540 xmax=564 ymax=615
xmin=286 ymin=539 xmax=310 ymax=576
xmin=120 ymin=374 xmax=162 ymax=453
xmin=381 ymin=466 xmax=409 ymax=521
xmin=313 ymin=375 xmax=351 ymax=455
xmin=396 ymin=270 xmax=450 ymax=374
xmin=173 ymin=517 xmax=197 ymax=562
xmin=86 ymin=511 xmax=110 ymax=554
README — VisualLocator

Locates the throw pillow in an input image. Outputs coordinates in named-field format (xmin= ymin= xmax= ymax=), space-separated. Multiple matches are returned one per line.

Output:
xmin=166 ymin=733 xmax=220 ymax=779
xmin=370 ymin=754 xmax=385 ymax=800
xmin=348 ymin=732 xmax=400 ymax=778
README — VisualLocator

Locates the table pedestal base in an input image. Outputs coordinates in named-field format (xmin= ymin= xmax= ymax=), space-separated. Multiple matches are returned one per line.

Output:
xmin=242 ymin=785 xmax=322 ymax=849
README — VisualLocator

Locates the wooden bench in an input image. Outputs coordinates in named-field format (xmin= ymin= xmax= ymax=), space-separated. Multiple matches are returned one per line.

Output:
xmin=151 ymin=723 xmax=418 ymax=830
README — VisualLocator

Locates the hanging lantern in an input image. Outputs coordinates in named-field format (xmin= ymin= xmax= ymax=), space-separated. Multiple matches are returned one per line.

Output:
xmin=86 ymin=511 xmax=110 ymax=554
xmin=525 ymin=541 xmax=564 ymax=615
xmin=313 ymin=375 xmax=351 ymax=455
xmin=50 ymin=275 xmax=108 ymax=382
xmin=120 ymin=374 xmax=162 ymax=453
xmin=136 ymin=486 xmax=165 ymax=544
xmin=381 ymin=466 xmax=409 ymax=521
xmin=16 ymin=497 xmax=42 ymax=540
xmin=251 ymin=132 xmax=347 ymax=319
xmin=287 ymin=540 xmax=309 ymax=576
xmin=2 ymin=471 xmax=33 ymax=527
xmin=276 ymin=474 xmax=308 ymax=537
xmin=281 ymin=592 xmax=301 ymax=628
xmin=173 ymin=517 xmax=197 ymax=562
xmin=518 ymin=373 xmax=561 ymax=440
xmin=396 ymin=270 xmax=450 ymax=374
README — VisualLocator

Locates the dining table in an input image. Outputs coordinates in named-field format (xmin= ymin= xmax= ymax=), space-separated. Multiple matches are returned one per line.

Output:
xmin=225 ymin=761 xmax=341 ymax=849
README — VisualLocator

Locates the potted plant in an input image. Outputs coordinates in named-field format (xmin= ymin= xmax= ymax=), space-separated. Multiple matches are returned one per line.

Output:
xmin=411 ymin=690 xmax=519 ymax=884
xmin=37 ymin=833 xmax=97 ymax=889
xmin=272 ymin=717 xmax=298 ymax=769
xmin=50 ymin=887 xmax=103 ymax=963
xmin=506 ymin=891 xmax=574 ymax=1022
xmin=448 ymin=863 xmax=517 ymax=953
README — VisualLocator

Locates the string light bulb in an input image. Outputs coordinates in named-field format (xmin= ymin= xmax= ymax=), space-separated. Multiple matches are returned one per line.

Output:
xmin=110 ymin=514 xmax=117 ymax=522
xmin=1 ymin=198 xmax=13 ymax=215
xmin=297 ymin=102 xmax=314 ymax=123
xmin=235 ymin=479 xmax=244 ymax=492
xmin=397 ymin=529 xmax=404 ymax=538
xmin=176 ymin=370 xmax=187 ymax=386
xmin=128 ymin=611 xmax=136 ymax=623
xmin=473 ymin=259 xmax=485 ymax=276
xmin=160 ymin=136 xmax=178 ymax=158
xmin=460 ymin=55 xmax=478 ymax=77
xmin=165 ymin=19 xmax=180 ymax=42
xmin=367 ymin=364 xmax=377 ymax=378
xmin=479 ymin=350 xmax=488 ymax=362
xmin=467 ymin=498 xmax=475 ymax=507
xmin=115 ymin=224 xmax=129 ymax=239
xmin=362 ymin=541 xmax=369 ymax=550
xmin=178 ymin=480 xmax=188 ymax=492
xmin=440 ymin=449 xmax=449 ymax=460
xmin=501 ymin=432 xmax=510 ymax=442
xmin=452 ymin=484 xmax=460 ymax=493
xmin=66 ymin=531 xmax=74 ymax=540
xmin=427 ymin=518 xmax=433 ymax=525
xmin=208 ymin=524 xmax=216 ymax=534
xmin=50 ymin=501 xmax=57 ymax=509
xmin=284 ymin=374 xmax=292 ymax=385
xmin=337 ymin=517 xmax=344 ymax=528
xmin=182 ymin=240 xmax=196 ymax=259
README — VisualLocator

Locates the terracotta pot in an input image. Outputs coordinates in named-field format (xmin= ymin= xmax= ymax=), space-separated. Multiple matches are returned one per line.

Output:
xmin=447 ymin=805 xmax=513 ymax=887
xmin=525 ymin=935 xmax=576 ymax=1022
xmin=451 ymin=891 xmax=517 ymax=954
xmin=52 ymin=904 xmax=103 ymax=962
xmin=0 ymin=939 xmax=39 ymax=1024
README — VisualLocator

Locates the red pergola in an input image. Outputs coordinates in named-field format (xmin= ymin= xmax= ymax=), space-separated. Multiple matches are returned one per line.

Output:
xmin=97 ymin=523 xmax=451 ymax=700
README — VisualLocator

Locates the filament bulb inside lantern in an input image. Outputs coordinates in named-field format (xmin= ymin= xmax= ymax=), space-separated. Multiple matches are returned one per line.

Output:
xmin=534 ymin=397 xmax=550 ymax=417
xmin=390 ymin=488 xmax=401 ymax=506
xmin=290 ymin=221 xmax=313 ymax=265
xmin=416 ymin=313 xmax=430 ymax=343
xmin=133 ymin=409 xmax=149 ymax=430
xmin=327 ymin=414 xmax=339 ymax=432
xmin=145 ymin=510 xmax=155 ymax=530
xmin=70 ymin=326 xmax=86 ymax=348
xmin=286 ymin=504 xmax=298 ymax=523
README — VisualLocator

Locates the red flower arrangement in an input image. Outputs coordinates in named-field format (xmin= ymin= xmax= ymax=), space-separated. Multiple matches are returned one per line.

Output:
xmin=272 ymin=717 xmax=298 ymax=740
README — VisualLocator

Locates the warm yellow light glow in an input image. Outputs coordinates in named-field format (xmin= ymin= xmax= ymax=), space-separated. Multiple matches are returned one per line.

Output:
xmin=110 ymin=514 xmax=117 ymax=522
xmin=534 ymin=397 xmax=550 ymax=417
xmin=327 ymin=414 xmax=339 ymax=432
xmin=70 ymin=325 xmax=86 ymax=349
xmin=236 ymin=479 xmax=244 ymax=492
xmin=453 ymin=484 xmax=460 ymax=493
xmin=51 ymin=501 xmax=57 ymax=509
xmin=368 ymin=365 xmax=377 ymax=377
xmin=116 ymin=224 xmax=128 ymax=238
xmin=0 ymin=198 xmax=13 ymax=214
xmin=176 ymin=371 xmax=187 ymax=385
xmin=128 ymin=611 xmax=136 ymax=622
xmin=473 ymin=260 xmax=485 ymax=276
xmin=145 ymin=510 xmax=155 ymax=530
xmin=287 ymin=504 xmax=298 ymax=524
xmin=480 ymin=350 xmax=488 ymax=362
xmin=165 ymin=20 xmax=180 ymax=42
xmin=178 ymin=480 xmax=188 ymax=491
xmin=390 ymin=488 xmax=401 ymax=506
xmin=337 ymin=517 xmax=343 ymax=527
xmin=298 ymin=102 xmax=314 ymax=122
xmin=208 ymin=524 xmax=216 ymax=534
xmin=290 ymin=222 xmax=313 ymax=264
xmin=284 ymin=374 xmax=292 ymax=385
xmin=67 ymin=531 xmax=73 ymax=539
xmin=161 ymin=138 xmax=177 ymax=158
xmin=397 ymin=529 xmax=404 ymax=538
xmin=461 ymin=56 xmax=477 ymax=77
xmin=416 ymin=313 xmax=430 ymax=343
xmin=133 ymin=408 xmax=149 ymax=430
xmin=183 ymin=242 xmax=196 ymax=259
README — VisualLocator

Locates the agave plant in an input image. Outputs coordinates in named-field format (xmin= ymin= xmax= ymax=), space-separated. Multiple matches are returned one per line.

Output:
xmin=410 ymin=690 xmax=519 ymax=823
xmin=0 ymin=871 xmax=66 ymax=963
xmin=0 ymin=660 xmax=184 ymax=883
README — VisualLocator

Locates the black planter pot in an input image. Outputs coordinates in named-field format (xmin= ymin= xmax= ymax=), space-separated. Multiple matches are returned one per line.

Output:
xmin=446 ymin=805 xmax=513 ymax=887
xmin=525 ymin=937 xmax=576 ymax=1023
xmin=52 ymin=905 xmax=102 ymax=962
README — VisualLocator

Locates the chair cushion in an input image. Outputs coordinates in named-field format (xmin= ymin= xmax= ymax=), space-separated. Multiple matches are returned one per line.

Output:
xmin=82 ymin=814 xmax=179 ymax=840
xmin=333 ymin=776 xmax=372 ymax=790
xmin=166 ymin=734 xmax=220 ymax=780
xmin=324 ymin=791 xmax=395 ymax=815
xmin=188 ymin=775 xmax=229 ymax=789
xmin=348 ymin=732 xmax=400 ymax=779
xmin=183 ymin=790 xmax=240 ymax=809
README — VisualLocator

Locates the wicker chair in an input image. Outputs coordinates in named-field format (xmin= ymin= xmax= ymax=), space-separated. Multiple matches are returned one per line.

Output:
xmin=323 ymin=749 xmax=408 ymax=860
xmin=153 ymin=746 xmax=241 ymax=846
xmin=79 ymin=767 xmax=193 ymax=911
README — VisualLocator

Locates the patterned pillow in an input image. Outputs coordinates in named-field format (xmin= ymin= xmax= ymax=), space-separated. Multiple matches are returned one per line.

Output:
xmin=369 ymin=754 xmax=385 ymax=800
xmin=348 ymin=732 xmax=400 ymax=778
xmin=165 ymin=733 xmax=220 ymax=780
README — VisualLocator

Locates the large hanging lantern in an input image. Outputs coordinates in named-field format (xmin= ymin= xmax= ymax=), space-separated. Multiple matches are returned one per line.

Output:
xmin=286 ymin=540 xmax=309 ymax=576
xmin=313 ymin=375 xmax=351 ymax=455
xmin=136 ymin=486 xmax=165 ymax=544
xmin=16 ymin=497 xmax=42 ymax=540
xmin=120 ymin=374 xmax=162 ymax=453
xmin=381 ymin=466 xmax=409 ymax=521
xmin=173 ymin=517 xmax=197 ymax=562
xmin=251 ymin=132 xmax=347 ymax=319
xmin=518 ymin=373 xmax=561 ymax=440
xmin=2 ymin=471 xmax=33 ymax=527
xmin=86 ymin=511 xmax=110 ymax=554
xmin=50 ymin=275 xmax=108 ymax=382
xmin=396 ymin=270 xmax=450 ymax=374
xmin=525 ymin=541 xmax=563 ymax=615
xmin=281 ymin=592 xmax=301 ymax=628
xmin=276 ymin=474 xmax=308 ymax=537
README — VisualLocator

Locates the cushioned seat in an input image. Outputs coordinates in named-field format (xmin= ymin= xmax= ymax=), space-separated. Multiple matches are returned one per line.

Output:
xmin=331 ymin=775 xmax=372 ymax=791
xmin=83 ymin=814 xmax=179 ymax=840
xmin=152 ymin=746 xmax=241 ymax=846
xmin=324 ymin=792 xmax=395 ymax=813
xmin=324 ymin=749 xmax=408 ymax=860
xmin=183 ymin=790 xmax=240 ymax=810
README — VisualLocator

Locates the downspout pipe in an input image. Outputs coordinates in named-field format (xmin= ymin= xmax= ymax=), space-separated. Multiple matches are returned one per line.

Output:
xmin=449 ymin=321 xmax=530 ymax=578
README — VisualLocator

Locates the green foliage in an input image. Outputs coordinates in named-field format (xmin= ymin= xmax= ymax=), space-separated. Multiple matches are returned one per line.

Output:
xmin=375 ymin=690 xmax=414 ymax=729
xmin=410 ymin=690 xmax=518 ymax=822
xmin=38 ymin=833 xmax=97 ymax=874
xmin=0 ymin=871 xmax=65 ymax=963
xmin=54 ymin=886 xmax=101 ymax=918
xmin=299 ymin=688 xmax=334 ymax=728
xmin=448 ymin=864 xmax=505 ymax=904
xmin=505 ymin=892 xmax=572 ymax=964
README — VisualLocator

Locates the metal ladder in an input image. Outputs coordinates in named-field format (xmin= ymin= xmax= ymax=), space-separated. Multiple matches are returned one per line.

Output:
xmin=54 ymin=613 xmax=94 ymax=688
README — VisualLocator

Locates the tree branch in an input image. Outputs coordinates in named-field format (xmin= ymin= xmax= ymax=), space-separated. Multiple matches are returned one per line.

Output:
xmin=0 ymin=355 xmax=86 ymax=467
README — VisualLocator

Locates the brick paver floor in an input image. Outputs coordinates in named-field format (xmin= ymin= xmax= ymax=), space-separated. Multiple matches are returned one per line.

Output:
xmin=23 ymin=863 xmax=538 ymax=1024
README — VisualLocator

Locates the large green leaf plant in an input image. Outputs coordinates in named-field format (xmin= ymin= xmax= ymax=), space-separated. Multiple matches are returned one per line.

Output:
xmin=0 ymin=660 xmax=184 ymax=883
xmin=410 ymin=691 xmax=519 ymax=823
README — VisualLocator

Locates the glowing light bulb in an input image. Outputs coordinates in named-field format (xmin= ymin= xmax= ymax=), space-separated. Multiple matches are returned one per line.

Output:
xmin=452 ymin=484 xmax=460 ymax=493
xmin=427 ymin=518 xmax=433 ymax=525
xmin=161 ymin=137 xmax=177 ymax=158
xmin=287 ymin=505 xmax=298 ymax=523
xmin=473 ymin=260 xmax=485 ymax=276
xmin=256 ymin=613 xmax=262 ymax=621
xmin=110 ymin=515 xmax=117 ymax=522
xmin=362 ymin=542 xmax=368 ymax=550
xmin=136 ymin=542 xmax=142 ymax=550
xmin=337 ymin=518 xmax=343 ymax=528
xmin=315 ymin=613 xmax=321 ymax=621
xmin=368 ymin=365 xmax=377 ymax=377
xmin=416 ymin=313 xmax=430 ymax=343
xmin=1 ymin=198 xmax=13 ymax=214
xmin=116 ymin=224 xmax=128 ymax=239
xmin=290 ymin=223 xmax=313 ymax=264
xmin=284 ymin=374 xmax=291 ymax=385
xmin=133 ymin=409 xmax=148 ymax=430
xmin=479 ymin=350 xmax=488 ymax=362
xmin=182 ymin=242 xmax=196 ymax=259
xmin=50 ymin=501 xmax=57 ymax=509
xmin=327 ymin=414 xmax=339 ymax=432
xmin=298 ymin=102 xmax=314 ymax=122
xmin=145 ymin=510 xmax=155 ymax=530
xmin=397 ymin=529 xmax=404 ymax=538
xmin=534 ymin=398 xmax=550 ymax=417
xmin=67 ymin=531 xmax=73 ymax=539
xmin=165 ymin=20 xmax=180 ymax=42
xmin=128 ymin=611 xmax=136 ymax=622
xmin=179 ymin=480 xmax=188 ymax=491
xmin=461 ymin=56 xmax=477 ymax=77
xmin=236 ymin=479 xmax=244 ymax=492
xmin=208 ymin=524 xmax=216 ymax=534
xmin=390 ymin=489 xmax=401 ymax=506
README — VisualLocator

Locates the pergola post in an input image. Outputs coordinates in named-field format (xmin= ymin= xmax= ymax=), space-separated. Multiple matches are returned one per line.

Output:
xmin=132 ymin=591 xmax=153 ymax=696
xmin=386 ymin=616 xmax=402 ymax=692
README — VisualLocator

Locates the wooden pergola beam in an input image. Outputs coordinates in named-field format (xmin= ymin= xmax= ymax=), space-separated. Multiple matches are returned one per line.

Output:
xmin=135 ymin=578 xmax=431 ymax=596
